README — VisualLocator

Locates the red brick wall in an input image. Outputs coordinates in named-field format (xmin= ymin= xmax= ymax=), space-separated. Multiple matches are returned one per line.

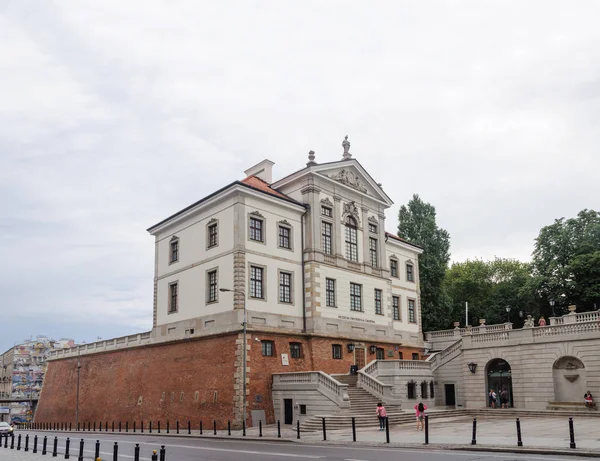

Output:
xmin=36 ymin=332 xmax=423 ymax=427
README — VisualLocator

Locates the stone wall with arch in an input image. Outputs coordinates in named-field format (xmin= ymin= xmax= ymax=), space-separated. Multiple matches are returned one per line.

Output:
xmin=553 ymin=356 xmax=587 ymax=402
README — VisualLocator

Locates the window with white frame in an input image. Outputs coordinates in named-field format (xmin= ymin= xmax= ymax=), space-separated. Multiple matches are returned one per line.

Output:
xmin=250 ymin=266 xmax=264 ymax=299
xmin=170 ymin=237 xmax=179 ymax=263
xmin=208 ymin=222 xmax=218 ymax=248
xmin=374 ymin=289 xmax=383 ymax=315
xmin=290 ymin=342 xmax=302 ymax=359
xmin=322 ymin=221 xmax=333 ymax=255
xmin=332 ymin=344 xmax=342 ymax=359
xmin=369 ymin=237 xmax=378 ymax=267
xmin=325 ymin=278 xmax=336 ymax=307
xmin=406 ymin=262 xmax=414 ymax=282
xmin=249 ymin=217 xmax=264 ymax=242
xmin=279 ymin=271 xmax=292 ymax=303
xmin=408 ymin=299 xmax=416 ymax=323
xmin=321 ymin=206 xmax=332 ymax=217
xmin=278 ymin=225 xmax=291 ymax=249
xmin=368 ymin=223 xmax=377 ymax=233
xmin=350 ymin=283 xmax=362 ymax=311
xmin=207 ymin=270 xmax=218 ymax=303
xmin=390 ymin=259 xmax=398 ymax=278
xmin=345 ymin=216 xmax=358 ymax=261
xmin=261 ymin=340 xmax=274 ymax=357
xmin=392 ymin=296 xmax=400 ymax=321
xmin=168 ymin=282 xmax=178 ymax=313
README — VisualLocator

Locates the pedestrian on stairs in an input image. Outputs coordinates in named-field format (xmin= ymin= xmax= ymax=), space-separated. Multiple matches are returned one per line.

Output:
xmin=376 ymin=403 xmax=387 ymax=431
xmin=414 ymin=402 xmax=427 ymax=431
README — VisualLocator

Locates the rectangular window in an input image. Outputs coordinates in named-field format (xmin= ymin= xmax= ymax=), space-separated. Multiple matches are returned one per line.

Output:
xmin=290 ymin=342 xmax=302 ymax=359
xmin=261 ymin=340 xmax=274 ymax=357
xmin=376 ymin=348 xmax=385 ymax=360
xmin=250 ymin=266 xmax=264 ymax=299
xmin=299 ymin=404 xmax=307 ymax=415
xmin=390 ymin=259 xmax=398 ymax=278
xmin=368 ymin=223 xmax=377 ymax=233
xmin=412 ymin=352 xmax=420 ymax=361
xmin=321 ymin=206 xmax=332 ymax=217
xmin=168 ymin=282 xmax=178 ymax=313
xmin=325 ymin=278 xmax=336 ymax=307
xmin=321 ymin=221 xmax=332 ymax=255
xmin=332 ymin=344 xmax=342 ymax=360
xmin=350 ymin=283 xmax=362 ymax=311
xmin=430 ymin=382 xmax=435 ymax=399
xmin=408 ymin=299 xmax=416 ymax=323
xmin=249 ymin=217 xmax=264 ymax=242
xmin=392 ymin=296 xmax=400 ymax=321
xmin=278 ymin=225 xmax=291 ymax=249
xmin=279 ymin=271 xmax=292 ymax=303
xmin=398 ymin=351 xmax=404 ymax=360
xmin=170 ymin=239 xmax=179 ymax=263
xmin=207 ymin=270 xmax=218 ymax=303
xmin=407 ymin=382 xmax=416 ymax=399
xmin=369 ymin=238 xmax=378 ymax=267
xmin=208 ymin=223 xmax=218 ymax=248
xmin=420 ymin=381 xmax=428 ymax=398
xmin=406 ymin=263 xmax=414 ymax=282
xmin=345 ymin=219 xmax=358 ymax=261
xmin=374 ymin=289 xmax=383 ymax=315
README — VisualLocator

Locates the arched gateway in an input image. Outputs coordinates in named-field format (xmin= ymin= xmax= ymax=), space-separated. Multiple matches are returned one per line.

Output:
xmin=486 ymin=358 xmax=513 ymax=408
xmin=553 ymin=356 xmax=586 ymax=402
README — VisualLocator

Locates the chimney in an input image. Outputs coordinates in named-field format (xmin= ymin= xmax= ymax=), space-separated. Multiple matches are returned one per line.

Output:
xmin=244 ymin=159 xmax=275 ymax=183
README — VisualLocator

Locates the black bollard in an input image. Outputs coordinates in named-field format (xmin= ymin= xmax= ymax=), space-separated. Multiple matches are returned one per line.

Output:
xmin=259 ymin=420 xmax=263 ymax=437
xmin=78 ymin=439 xmax=85 ymax=461
xmin=17 ymin=433 xmax=21 ymax=450
xmin=352 ymin=417 xmax=356 ymax=442
xmin=385 ymin=417 xmax=390 ymax=444
xmin=516 ymin=418 xmax=523 ymax=447
xmin=425 ymin=415 xmax=429 ymax=445
xmin=52 ymin=436 xmax=58 ymax=457
xmin=134 ymin=443 xmax=140 ymax=461
xmin=228 ymin=420 xmax=231 ymax=436
xmin=242 ymin=420 xmax=246 ymax=437
xmin=471 ymin=418 xmax=477 ymax=445
xmin=94 ymin=440 xmax=100 ymax=460
xmin=159 ymin=445 xmax=166 ymax=461
xmin=42 ymin=436 xmax=47 ymax=454
xmin=64 ymin=437 xmax=70 ymax=459
xmin=33 ymin=435 xmax=38 ymax=453
xmin=126 ymin=421 xmax=129 ymax=433
xmin=25 ymin=433 xmax=29 ymax=451
xmin=278 ymin=420 xmax=281 ymax=438
xmin=569 ymin=417 xmax=576 ymax=449
xmin=177 ymin=420 xmax=179 ymax=434
xmin=151 ymin=449 xmax=158 ymax=461
xmin=200 ymin=421 xmax=203 ymax=435
xmin=166 ymin=420 xmax=169 ymax=434
xmin=10 ymin=433 xmax=15 ymax=449
xmin=213 ymin=420 xmax=216 ymax=436
xmin=188 ymin=420 xmax=191 ymax=435
xmin=297 ymin=420 xmax=300 ymax=439
xmin=4 ymin=433 xmax=7 ymax=448
xmin=322 ymin=417 xmax=326 ymax=441
xmin=113 ymin=441 xmax=118 ymax=461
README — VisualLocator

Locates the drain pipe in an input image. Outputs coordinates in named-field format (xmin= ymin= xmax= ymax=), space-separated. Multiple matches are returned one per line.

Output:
xmin=301 ymin=206 xmax=309 ymax=333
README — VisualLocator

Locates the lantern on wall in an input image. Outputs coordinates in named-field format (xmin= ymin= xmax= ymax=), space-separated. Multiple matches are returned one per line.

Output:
xmin=347 ymin=343 xmax=355 ymax=352
xmin=467 ymin=362 xmax=477 ymax=373
xmin=369 ymin=345 xmax=377 ymax=354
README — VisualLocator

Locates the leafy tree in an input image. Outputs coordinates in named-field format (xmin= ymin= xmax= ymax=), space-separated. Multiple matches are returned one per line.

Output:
xmin=532 ymin=209 xmax=600 ymax=313
xmin=397 ymin=194 xmax=451 ymax=331
xmin=443 ymin=258 xmax=536 ymax=326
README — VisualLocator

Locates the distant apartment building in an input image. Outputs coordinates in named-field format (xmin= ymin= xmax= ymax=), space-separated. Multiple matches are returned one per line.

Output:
xmin=0 ymin=337 xmax=74 ymax=423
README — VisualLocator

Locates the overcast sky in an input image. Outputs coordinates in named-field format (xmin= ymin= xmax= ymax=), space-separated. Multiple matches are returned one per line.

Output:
xmin=1 ymin=1 xmax=599 ymax=352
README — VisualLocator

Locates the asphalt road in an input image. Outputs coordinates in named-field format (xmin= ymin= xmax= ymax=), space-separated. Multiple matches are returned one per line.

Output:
xmin=4 ymin=431 xmax=597 ymax=461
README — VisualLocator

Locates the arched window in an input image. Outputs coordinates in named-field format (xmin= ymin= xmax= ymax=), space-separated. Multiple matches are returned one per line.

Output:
xmin=407 ymin=380 xmax=416 ymax=399
xmin=345 ymin=216 xmax=358 ymax=261
xmin=420 ymin=381 xmax=428 ymax=399
xmin=430 ymin=381 xmax=435 ymax=399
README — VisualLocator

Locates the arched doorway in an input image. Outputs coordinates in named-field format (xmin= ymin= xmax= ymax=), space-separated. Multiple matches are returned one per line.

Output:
xmin=486 ymin=359 xmax=513 ymax=408
xmin=553 ymin=356 xmax=586 ymax=402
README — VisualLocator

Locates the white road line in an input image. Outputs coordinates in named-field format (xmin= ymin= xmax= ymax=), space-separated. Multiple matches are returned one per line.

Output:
xmin=345 ymin=458 xmax=372 ymax=461
xmin=160 ymin=443 xmax=324 ymax=458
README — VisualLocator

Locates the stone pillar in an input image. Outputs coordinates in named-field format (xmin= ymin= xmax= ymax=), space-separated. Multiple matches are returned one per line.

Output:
xmin=564 ymin=305 xmax=577 ymax=324
xmin=378 ymin=213 xmax=386 ymax=270
xmin=232 ymin=199 xmax=246 ymax=311
xmin=301 ymin=182 xmax=320 ymax=252
xmin=361 ymin=206 xmax=369 ymax=264
xmin=334 ymin=195 xmax=342 ymax=256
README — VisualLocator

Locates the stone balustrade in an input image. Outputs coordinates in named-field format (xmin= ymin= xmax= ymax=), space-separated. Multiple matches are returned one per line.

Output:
xmin=272 ymin=371 xmax=350 ymax=408
xmin=47 ymin=332 xmax=153 ymax=359
xmin=357 ymin=369 xmax=401 ymax=404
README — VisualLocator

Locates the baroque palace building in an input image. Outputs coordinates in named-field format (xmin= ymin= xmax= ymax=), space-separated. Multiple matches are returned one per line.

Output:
xmin=36 ymin=138 xmax=426 ymax=428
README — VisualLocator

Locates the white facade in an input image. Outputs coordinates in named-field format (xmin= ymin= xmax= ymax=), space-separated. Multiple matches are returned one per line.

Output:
xmin=147 ymin=145 xmax=424 ymax=347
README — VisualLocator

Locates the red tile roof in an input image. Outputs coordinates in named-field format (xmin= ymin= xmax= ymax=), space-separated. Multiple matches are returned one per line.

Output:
xmin=385 ymin=232 xmax=423 ymax=250
xmin=242 ymin=175 xmax=293 ymax=200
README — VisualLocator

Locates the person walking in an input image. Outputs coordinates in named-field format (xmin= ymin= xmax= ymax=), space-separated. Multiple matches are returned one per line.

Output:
xmin=376 ymin=402 xmax=387 ymax=431
xmin=500 ymin=388 xmax=509 ymax=408
xmin=414 ymin=402 xmax=427 ymax=431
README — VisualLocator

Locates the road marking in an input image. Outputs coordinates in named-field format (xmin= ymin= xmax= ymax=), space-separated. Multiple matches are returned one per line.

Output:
xmin=162 ymin=443 xmax=324 ymax=458
xmin=345 ymin=459 xmax=371 ymax=461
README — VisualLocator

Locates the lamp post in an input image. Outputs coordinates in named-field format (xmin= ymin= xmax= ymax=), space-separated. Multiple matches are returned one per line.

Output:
xmin=75 ymin=350 xmax=81 ymax=429
xmin=220 ymin=287 xmax=247 ymax=427
xmin=505 ymin=306 xmax=511 ymax=323
xmin=549 ymin=299 xmax=555 ymax=317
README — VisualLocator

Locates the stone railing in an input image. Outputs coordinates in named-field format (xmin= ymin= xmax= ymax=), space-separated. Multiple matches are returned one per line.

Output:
xmin=47 ymin=332 xmax=153 ymax=359
xmin=576 ymin=310 xmax=600 ymax=322
xmin=425 ymin=323 xmax=512 ymax=341
xmin=396 ymin=360 xmax=433 ymax=371
xmin=428 ymin=338 xmax=464 ymax=370
xmin=357 ymin=370 xmax=400 ymax=404
xmin=533 ymin=321 xmax=600 ymax=338
xmin=363 ymin=360 xmax=379 ymax=377
xmin=272 ymin=371 xmax=350 ymax=408
xmin=471 ymin=330 xmax=510 ymax=343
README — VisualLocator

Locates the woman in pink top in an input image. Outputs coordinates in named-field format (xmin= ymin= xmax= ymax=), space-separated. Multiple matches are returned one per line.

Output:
xmin=376 ymin=402 xmax=387 ymax=431
xmin=414 ymin=402 xmax=427 ymax=431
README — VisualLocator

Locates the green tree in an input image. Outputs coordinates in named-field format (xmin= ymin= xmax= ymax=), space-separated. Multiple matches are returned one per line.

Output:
xmin=397 ymin=194 xmax=451 ymax=331
xmin=532 ymin=209 xmax=600 ymax=313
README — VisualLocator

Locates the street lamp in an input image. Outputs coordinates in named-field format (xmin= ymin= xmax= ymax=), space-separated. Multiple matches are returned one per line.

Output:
xmin=75 ymin=350 xmax=81 ymax=429
xmin=220 ymin=287 xmax=247 ymax=427
xmin=505 ymin=306 xmax=511 ymax=323
xmin=549 ymin=299 xmax=555 ymax=317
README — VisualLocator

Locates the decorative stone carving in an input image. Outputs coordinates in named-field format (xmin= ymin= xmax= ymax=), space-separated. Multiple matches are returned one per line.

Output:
xmin=207 ymin=218 xmax=217 ymax=224
xmin=479 ymin=319 xmax=486 ymax=325
xmin=307 ymin=150 xmax=316 ymax=166
xmin=249 ymin=211 xmax=264 ymax=218
xmin=170 ymin=235 xmax=178 ymax=241
xmin=568 ymin=304 xmax=577 ymax=313
xmin=368 ymin=216 xmax=378 ymax=224
xmin=564 ymin=374 xmax=580 ymax=382
xmin=342 ymin=135 xmax=351 ymax=160
xmin=342 ymin=201 xmax=360 ymax=223
xmin=321 ymin=197 xmax=334 ymax=207
xmin=278 ymin=219 xmax=291 ymax=226
xmin=327 ymin=169 xmax=368 ymax=193
xmin=453 ymin=322 xmax=461 ymax=328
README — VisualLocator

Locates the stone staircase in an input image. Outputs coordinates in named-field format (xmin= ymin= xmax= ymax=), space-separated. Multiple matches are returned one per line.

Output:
xmin=546 ymin=401 xmax=597 ymax=412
